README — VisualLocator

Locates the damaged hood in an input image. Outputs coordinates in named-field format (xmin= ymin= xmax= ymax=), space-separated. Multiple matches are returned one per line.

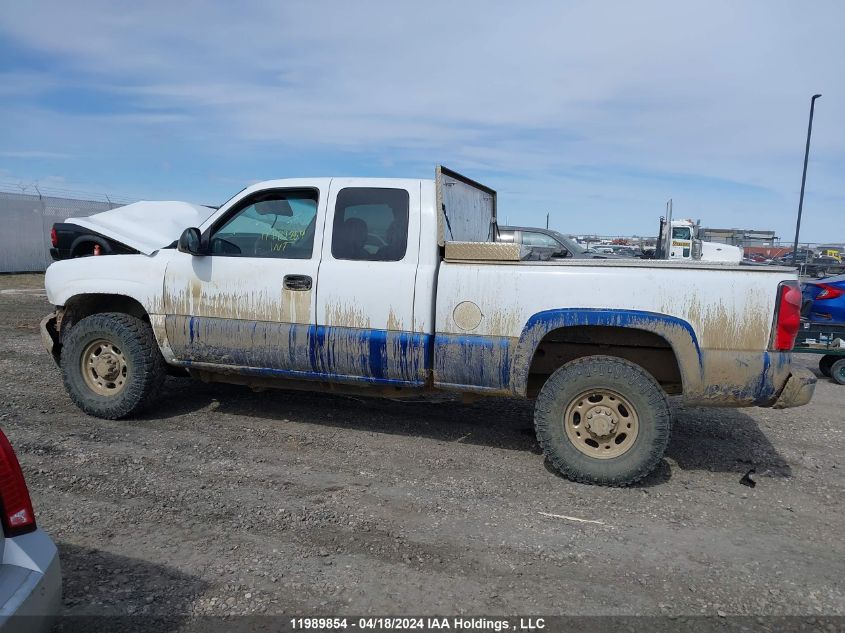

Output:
xmin=66 ymin=201 xmax=217 ymax=255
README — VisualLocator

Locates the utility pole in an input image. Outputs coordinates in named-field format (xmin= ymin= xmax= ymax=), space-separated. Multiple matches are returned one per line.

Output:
xmin=546 ymin=213 xmax=549 ymax=229
xmin=792 ymin=94 xmax=822 ymax=266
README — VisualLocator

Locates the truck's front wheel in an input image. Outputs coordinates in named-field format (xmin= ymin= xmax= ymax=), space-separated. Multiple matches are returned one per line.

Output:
xmin=60 ymin=313 xmax=166 ymax=419
xmin=534 ymin=356 xmax=671 ymax=486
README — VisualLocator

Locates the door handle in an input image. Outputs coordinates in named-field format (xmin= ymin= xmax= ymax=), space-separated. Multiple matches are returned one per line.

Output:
xmin=283 ymin=274 xmax=312 ymax=291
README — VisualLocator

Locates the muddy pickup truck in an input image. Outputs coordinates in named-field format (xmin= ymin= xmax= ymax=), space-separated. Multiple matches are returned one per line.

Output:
xmin=41 ymin=166 xmax=815 ymax=485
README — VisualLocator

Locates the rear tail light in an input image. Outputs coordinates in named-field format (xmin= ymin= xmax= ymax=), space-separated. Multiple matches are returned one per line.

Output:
xmin=50 ymin=226 xmax=58 ymax=247
xmin=815 ymin=283 xmax=844 ymax=300
xmin=0 ymin=430 xmax=37 ymax=536
xmin=772 ymin=281 xmax=802 ymax=351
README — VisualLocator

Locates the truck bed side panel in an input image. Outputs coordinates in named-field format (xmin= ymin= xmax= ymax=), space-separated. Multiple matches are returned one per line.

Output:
xmin=434 ymin=261 xmax=794 ymax=405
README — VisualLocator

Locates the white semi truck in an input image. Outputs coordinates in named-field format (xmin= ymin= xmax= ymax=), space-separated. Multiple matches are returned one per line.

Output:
xmin=654 ymin=201 xmax=743 ymax=263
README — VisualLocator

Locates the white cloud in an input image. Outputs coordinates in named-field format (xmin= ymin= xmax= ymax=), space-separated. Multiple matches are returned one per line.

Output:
xmin=0 ymin=0 xmax=842 ymax=239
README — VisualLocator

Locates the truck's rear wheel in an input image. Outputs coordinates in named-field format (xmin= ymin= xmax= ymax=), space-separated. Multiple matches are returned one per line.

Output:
xmin=819 ymin=354 xmax=837 ymax=378
xmin=830 ymin=358 xmax=845 ymax=385
xmin=60 ymin=313 xmax=166 ymax=419
xmin=534 ymin=356 xmax=671 ymax=486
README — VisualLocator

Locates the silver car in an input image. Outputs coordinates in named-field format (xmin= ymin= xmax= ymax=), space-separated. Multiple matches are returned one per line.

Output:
xmin=498 ymin=226 xmax=625 ymax=259
xmin=0 ymin=429 xmax=61 ymax=633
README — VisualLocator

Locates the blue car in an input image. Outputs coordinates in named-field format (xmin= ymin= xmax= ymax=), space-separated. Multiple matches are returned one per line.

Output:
xmin=802 ymin=274 xmax=845 ymax=324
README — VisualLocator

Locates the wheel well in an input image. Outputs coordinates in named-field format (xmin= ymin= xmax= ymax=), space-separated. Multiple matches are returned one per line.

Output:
xmin=70 ymin=237 xmax=112 ymax=258
xmin=526 ymin=325 xmax=683 ymax=397
xmin=59 ymin=294 xmax=149 ymax=341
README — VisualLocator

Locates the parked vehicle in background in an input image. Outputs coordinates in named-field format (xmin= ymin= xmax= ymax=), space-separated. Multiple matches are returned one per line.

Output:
xmin=802 ymin=274 xmax=845 ymax=324
xmin=800 ymin=257 xmax=845 ymax=279
xmin=794 ymin=321 xmax=845 ymax=385
xmin=653 ymin=215 xmax=743 ymax=264
xmin=820 ymin=248 xmax=842 ymax=262
xmin=42 ymin=166 xmax=815 ymax=486
xmin=609 ymin=245 xmax=643 ymax=258
xmin=50 ymin=203 xmax=217 ymax=261
xmin=497 ymin=226 xmax=621 ymax=259
xmin=0 ymin=429 xmax=61 ymax=632
xmin=779 ymin=249 xmax=815 ymax=264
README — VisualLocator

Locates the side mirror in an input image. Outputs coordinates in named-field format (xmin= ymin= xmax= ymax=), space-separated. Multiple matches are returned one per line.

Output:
xmin=178 ymin=227 xmax=204 ymax=255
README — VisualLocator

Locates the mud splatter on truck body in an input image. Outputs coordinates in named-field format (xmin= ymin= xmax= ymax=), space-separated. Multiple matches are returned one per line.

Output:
xmin=40 ymin=170 xmax=816 ymax=486
xmin=42 ymin=174 xmax=812 ymax=414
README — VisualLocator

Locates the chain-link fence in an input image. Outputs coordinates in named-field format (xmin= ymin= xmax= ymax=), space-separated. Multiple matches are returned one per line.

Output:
xmin=3 ymin=188 xmax=841 ymax=273
xmin=0 ymin=190 xmax=133 ymax=273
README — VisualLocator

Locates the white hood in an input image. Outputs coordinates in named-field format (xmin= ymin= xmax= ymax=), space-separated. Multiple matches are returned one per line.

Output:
xmin=701 ymin=241 xmax=743 ymax=264
xmin=66 ymin=201 xmax=217 ymax=255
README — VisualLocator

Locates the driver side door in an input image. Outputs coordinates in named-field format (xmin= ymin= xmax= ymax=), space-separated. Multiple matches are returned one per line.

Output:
xmin=163 ymin=185 xmax=326 ymax=374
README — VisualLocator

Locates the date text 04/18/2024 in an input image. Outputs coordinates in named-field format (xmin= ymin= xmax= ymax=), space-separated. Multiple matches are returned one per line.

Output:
xmin=289 ymin=617 xmax=546 ymax=630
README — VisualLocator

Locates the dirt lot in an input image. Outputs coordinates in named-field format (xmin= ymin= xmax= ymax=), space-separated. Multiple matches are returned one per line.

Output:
xmin=1 ymin=273 xmax=843 ymax=624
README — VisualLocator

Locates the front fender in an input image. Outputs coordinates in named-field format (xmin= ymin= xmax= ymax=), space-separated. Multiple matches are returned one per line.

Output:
xmin=44 ymin=253 xmax=171 ymax=311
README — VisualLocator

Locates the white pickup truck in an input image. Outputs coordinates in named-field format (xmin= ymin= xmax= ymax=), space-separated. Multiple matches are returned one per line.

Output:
xmin=41 ymin=166 xmax=815 ymax=486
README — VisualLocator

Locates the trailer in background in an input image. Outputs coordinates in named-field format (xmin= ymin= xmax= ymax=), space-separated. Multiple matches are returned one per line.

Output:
xmin=795 ymin=321 xmax=845 ymax=385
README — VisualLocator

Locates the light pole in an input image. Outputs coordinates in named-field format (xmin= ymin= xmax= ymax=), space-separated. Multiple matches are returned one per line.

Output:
xmin=792 ymin=93 xmax=822 ymax=266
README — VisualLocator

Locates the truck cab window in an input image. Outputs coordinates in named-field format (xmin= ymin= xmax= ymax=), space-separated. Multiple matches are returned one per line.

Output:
xmin=211 ymin=189 xmax=319 ymax=259
xmin=331 ymin=188 xmax=409 ymax=261
xmin=672 ymin=227 xmax=691 ymax=240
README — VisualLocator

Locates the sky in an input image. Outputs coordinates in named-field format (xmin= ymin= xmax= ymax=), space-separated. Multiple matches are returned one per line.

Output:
xmin=0 ymin=1 xmax=843 ymax=242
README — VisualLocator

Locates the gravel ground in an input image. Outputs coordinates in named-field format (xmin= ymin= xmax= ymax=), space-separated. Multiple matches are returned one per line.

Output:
xmin=0 ymin=273 xmax=843 ymax=624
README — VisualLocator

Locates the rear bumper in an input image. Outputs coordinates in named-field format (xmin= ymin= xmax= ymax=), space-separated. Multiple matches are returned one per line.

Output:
xmin=49 ymin=247 xmax=70 ymax=262
xmin=772 ymin=368 xmax=816 ymax=409
xmin=0 ymin=529 xmax=62 ymax=633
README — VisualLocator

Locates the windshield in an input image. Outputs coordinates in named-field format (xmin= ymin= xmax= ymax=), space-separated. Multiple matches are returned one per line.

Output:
xmin=672 ymin=226 xmax=692 ymax=240
xmin=548 ymin=231 xmax=586 ymax=254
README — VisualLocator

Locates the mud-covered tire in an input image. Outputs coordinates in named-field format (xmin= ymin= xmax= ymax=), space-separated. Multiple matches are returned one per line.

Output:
xmin=819 ymin=355 xmax=837 ymax=378
xmin=534 ymin=355 xmax=671 ymax=486
xmin=60 ymin=312 xmax=166 ymax=419
xmin=831 ymin=358 xmax=845 ymax=385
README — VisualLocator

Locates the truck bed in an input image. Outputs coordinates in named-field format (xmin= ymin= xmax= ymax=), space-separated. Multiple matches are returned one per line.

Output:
xmin=434 ymin=256 xmax=796 ymax=406
xmin=445 ymin=247 xmax=794 ymax=273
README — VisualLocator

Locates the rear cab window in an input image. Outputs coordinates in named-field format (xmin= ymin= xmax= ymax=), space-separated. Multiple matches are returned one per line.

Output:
xmin=331 ymin=188 xmax=409 ymax=262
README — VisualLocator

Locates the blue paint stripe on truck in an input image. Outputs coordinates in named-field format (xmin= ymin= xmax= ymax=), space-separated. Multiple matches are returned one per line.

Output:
xmin=509 ymin=308 xmax=704 ymax=396
xmin=519 ymin=308 xmax=702 ymax=358
xmin=432 ymin=333 xmax=513 ymax=393
xmin=170 ymin=316 xmax=433 ymax=384
xmin=173 ymin=308 xmax=703 ymax=394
